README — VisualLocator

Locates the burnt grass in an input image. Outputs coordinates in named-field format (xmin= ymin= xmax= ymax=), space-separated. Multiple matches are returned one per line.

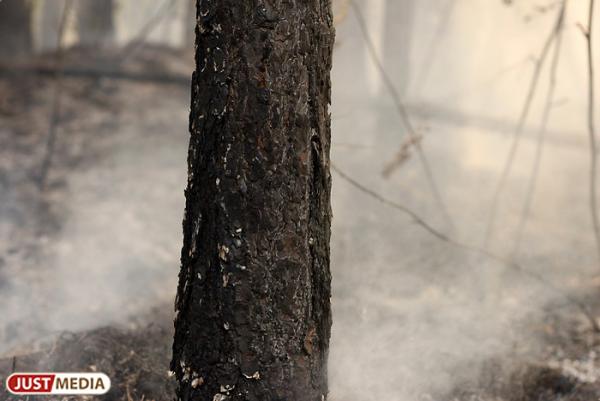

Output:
xmin=4 ymin=48 xmax=600 ymax=401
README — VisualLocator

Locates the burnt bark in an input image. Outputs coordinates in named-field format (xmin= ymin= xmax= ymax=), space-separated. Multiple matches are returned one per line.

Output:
xmin=171 ymin=1 xmax=334 ymax=400
xmin=0 ymin=0 xmax=32 ymax=59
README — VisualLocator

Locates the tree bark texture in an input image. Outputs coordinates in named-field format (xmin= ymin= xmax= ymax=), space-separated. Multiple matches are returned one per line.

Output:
xmin=171 ymin=1 xmax=334 ymax=400
xmin=0 ymin=0 xmax=32 ymax=59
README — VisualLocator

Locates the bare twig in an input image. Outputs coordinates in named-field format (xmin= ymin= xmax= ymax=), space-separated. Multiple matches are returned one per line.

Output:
xmin=483 ymin=3 xmax=566 ymax=247
xmin=332 ymin=164 xmax=450 ymax=242
xmin=381 ymin=134 xmax=422 ymax=178
xmin=332 ymin=163 xmax=600 ymax=331
xmin=350 ymin=0 xmax=455 ymax=232
xmin=37 ymin=0 xmax=74 ymax=189
xmin=584 ymin=0 xmax=600 ymax=265
xmin=512 ymin=2 xmax=567 ymax=257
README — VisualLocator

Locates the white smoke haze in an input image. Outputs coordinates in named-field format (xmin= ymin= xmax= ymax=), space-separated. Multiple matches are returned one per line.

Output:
xmin=0 ymin=89 xmax=188 ymax=351
xmin=1 ymin=0 xmax=600 ymax=400
xmin=328 ymin=0 xmax=599 ymax=399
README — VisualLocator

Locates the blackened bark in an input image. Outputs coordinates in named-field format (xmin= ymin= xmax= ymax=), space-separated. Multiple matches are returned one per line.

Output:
xmin=171 ymin=1 xmax=334 ymax=400
xmin=0 ymin=0 xmax=32 ymax=59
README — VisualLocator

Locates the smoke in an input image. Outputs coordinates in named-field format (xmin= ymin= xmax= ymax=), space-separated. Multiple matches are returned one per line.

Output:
xmin=326 ymin=0 xmax=599 ymax=399
xmin=328 ymin=222 xmax=545 ymax=399
xmin=1 ymin=1 xmax=600 ymax=400
xmin=0 ymin=90 xmax=189 ymax=354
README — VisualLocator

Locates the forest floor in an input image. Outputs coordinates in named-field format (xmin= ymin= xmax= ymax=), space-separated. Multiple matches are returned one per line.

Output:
xmin=0 ymin=46 xmax=189 ymax=401
xmin=3 ymin=47 xmax=600 ymax=401
xmin=2 ymin=299 xmax=600 ymax=401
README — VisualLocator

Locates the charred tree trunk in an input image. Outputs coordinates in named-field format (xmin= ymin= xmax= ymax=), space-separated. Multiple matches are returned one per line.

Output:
xmin=0 ymin=0 xmax=32 ymax=59
xmin=171 ymin=1 xmax=334 ymax=400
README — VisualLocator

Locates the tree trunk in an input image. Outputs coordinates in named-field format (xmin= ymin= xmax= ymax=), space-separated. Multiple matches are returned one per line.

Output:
xmin=76 ymin=0 xmax=115 ymax=47
xmin=36 ymin=0 xmax=71 ymax=52
xmin=0 ymin=0 xmax=32 ymax=59
xmin=171 ymin=1 xmax=335 ymax=400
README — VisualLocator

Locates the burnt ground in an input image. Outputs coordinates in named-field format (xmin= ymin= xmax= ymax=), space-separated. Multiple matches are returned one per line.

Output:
xmin=0 ymin=312 xmax=176 ymax=401
xmin=0 ymin=46 xmax=189 ymax=400
xmin=3 ymin=46 xmax=600 ymax=401
xmin=443 ymin=298 xmax=600 ymax=401
xmin=3 ymin=301 xmax=600 ymax=401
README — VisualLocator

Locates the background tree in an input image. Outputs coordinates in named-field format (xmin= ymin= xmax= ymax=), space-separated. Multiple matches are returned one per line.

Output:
xmin=0 ymin=0 xmax=32 ymax=60
xmin=171 ymin=0 xmax=335 ymax=400
xmin=76 ymin=0 xmax=115 ymax=47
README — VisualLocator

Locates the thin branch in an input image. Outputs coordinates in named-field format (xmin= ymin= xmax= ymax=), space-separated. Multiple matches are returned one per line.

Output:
xmin=332 ymin=164 xmax=450 ymax=242
xmin=332 ymin=163 xmax=600 ymax=332
xmin=350 ymin=0 xmax=455 ymax=232
xmin=584 ymin=0 xmax=600 ymax=265
xmin=381 ymin=134 xmax=422 ymax=178
xmin=37 ymin=0 xmax=74 ymax=189
xmin=483 ymin=3 xmax=566 ymax=247
xmin=512 ymin=2 xmax=567 ymax=257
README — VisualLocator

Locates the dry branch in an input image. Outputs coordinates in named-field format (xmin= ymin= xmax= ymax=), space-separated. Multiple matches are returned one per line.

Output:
xmin=381 ymin=134 xmax=423 ymax=178
xmin=512 ymin=1 xmax=567 ymax=257
xmin=584 ymin=0 xmax=600 ymax=266
xmin=350 ymin=0 xmax=455 ymax=231
xmin=332 ymin=163 xmax=600 ymax=332
xmin=484 ymin=2 xmax=566 ymax=247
